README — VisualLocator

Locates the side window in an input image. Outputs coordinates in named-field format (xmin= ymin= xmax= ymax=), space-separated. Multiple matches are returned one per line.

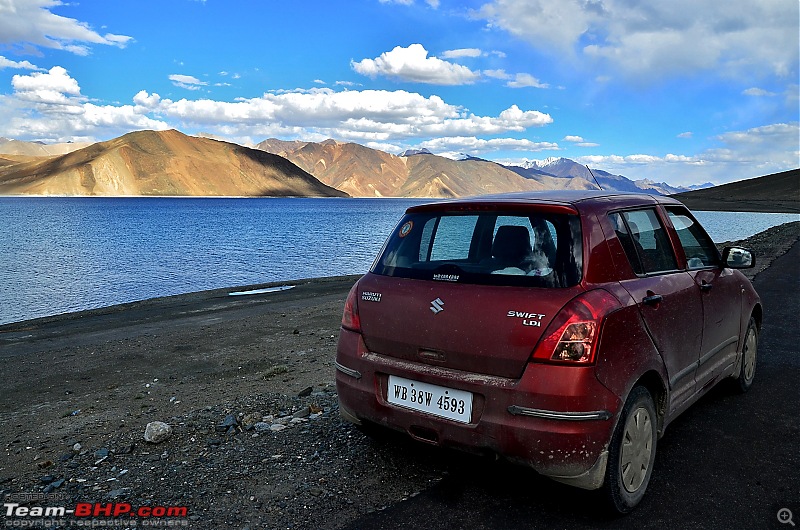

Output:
xmin=609 ymin=212 xmax=643 ymax=275
xmin=419 ymin=218 xmax=435 ymax=261
xmin=429 ymin=216 xmax=478 ymax=261
xmin=610 ymin=209 xmax=678 ymax=275
xmin=666 ymin=208 xmax=720 ymax=269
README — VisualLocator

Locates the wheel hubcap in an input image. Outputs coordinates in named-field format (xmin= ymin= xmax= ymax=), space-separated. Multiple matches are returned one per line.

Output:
xmin=620 ymin=407 xmax=653 ymax=493
xmin=743 ymin=328 xmax=757 ymax=383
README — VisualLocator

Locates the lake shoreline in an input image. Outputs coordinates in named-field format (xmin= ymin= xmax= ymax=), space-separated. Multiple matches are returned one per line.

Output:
xmin=0 ymin=224 xmax=797 ymax=529
xmin=1 ymin=220 xmax=797 ymax=332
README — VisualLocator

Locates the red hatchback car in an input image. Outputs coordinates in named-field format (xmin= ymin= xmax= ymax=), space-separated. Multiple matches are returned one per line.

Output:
xmin=335 ymin=191 xmax=760 ymax=512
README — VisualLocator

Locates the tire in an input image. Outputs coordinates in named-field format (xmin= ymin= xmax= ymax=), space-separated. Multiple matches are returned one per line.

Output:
xmin=603 ymin=385 xmax=657 ymax=514
xmin=733 ymin=317 xmax=758 ymax=393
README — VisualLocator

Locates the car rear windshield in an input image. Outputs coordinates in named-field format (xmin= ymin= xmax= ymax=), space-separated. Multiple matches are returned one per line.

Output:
xmin=371 ymin=210 xmax=583 ymax=288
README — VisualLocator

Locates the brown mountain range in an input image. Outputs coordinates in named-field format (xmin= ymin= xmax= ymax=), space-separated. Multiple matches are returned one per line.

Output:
xmin=0 ymin=130 xmax=347 ymax=197
xmin=256 ymin=138 xmax=547 ymax=197
xmin=0 ymin=137 xmax=90 ymax=157
xmin=670 ymin=168 xmax=799 ymax=213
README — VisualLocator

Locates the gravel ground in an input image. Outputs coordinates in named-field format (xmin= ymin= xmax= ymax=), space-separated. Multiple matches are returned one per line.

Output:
xmin=0 ymin=221 xmax=797 ymax=529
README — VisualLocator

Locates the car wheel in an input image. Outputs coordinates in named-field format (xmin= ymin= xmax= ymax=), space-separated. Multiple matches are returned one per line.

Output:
xmin=733 ymin=317 xmax=758 ymax=393
xmin=603 ymin=385 xmax=657 ymax=514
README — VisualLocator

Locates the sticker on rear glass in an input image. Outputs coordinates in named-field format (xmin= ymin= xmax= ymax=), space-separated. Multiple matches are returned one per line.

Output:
xmin=398 ymin=221 xmax=413 ymax=238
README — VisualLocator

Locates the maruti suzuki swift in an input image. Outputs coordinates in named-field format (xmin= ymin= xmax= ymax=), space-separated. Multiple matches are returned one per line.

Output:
xmin=335 ymin=191 xmax=760 ymax=513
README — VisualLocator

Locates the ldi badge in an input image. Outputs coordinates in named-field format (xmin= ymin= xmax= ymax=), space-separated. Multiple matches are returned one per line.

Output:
xmin=430 ymin=298 xmax=445 ymax=314
xmin=507 ymin=310 xmax=545 ymax=327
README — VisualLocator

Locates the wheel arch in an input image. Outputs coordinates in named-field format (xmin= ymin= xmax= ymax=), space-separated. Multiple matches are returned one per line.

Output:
xmin=751 ymin=303 xmax=763 ymax=330
xmin=633 ymin=370 xmax=668 ymax=436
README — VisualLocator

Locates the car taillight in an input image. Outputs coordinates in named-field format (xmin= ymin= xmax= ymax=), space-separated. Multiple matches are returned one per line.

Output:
xmin=531 ymin=289 xmax=621 ymax=365
xmin=341 ymin=283 xmax=361 ymax=332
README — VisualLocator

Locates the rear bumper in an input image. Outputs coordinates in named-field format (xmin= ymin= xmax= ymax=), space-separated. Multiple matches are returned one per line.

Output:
xmin=335 ymin=328 xmax=622 ymax=489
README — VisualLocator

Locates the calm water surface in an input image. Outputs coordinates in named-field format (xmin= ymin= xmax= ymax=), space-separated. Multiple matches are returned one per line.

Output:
xmin=1 ymin=197 xmax=797 ymax=325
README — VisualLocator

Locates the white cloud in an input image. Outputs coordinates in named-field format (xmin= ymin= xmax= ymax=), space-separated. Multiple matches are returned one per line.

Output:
xmin=483 ymin=69 xmax=547 ymax=88
xmin=743 ymin=87 xmax=776 ymax=97
xmin=418 ymin=136 xmax=559 ymax=157
xmin=12 ymin=66 xmax=82 ymax=105
xmin=168 ymin=74 xmax=208 ymax=91
xmin=378 ymin=0 xmax=439 ymax=6
xmin=483 ymin=69 xmax=510 ymax=80
xmin=575 ymin=122 xmax=800 ymax=185
xmin=1 ymin=68 xmax=167 ymax=142
xmin=0 ymin=0 xmax=132 ymax=55
xmin=507 ymin=73 xmax=548 ymax=89
xmin=563 ymin=135 xmax=598 ymax=147
xmin=441 ymin=48 xmax=482 ymax=59
xmin=0 ymin=56 xmax=42 ymax=71
xmin=0 ymin=65 xmax=554 ymax=146
xmin=352 ymin=44 xmax=481 ymax=85
xmin=476 ymin=0 xmax=799 ymax=80
xmin=677 ymin=132 xmax=693 ymax=139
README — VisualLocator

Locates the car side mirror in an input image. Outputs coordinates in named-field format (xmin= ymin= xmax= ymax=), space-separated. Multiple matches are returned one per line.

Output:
xmin=721 ymin=246 xmax=755 ymax=269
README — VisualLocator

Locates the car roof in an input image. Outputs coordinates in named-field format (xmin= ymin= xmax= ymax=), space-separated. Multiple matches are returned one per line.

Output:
xmin=407 ymin=190 xmax=685 ymax=213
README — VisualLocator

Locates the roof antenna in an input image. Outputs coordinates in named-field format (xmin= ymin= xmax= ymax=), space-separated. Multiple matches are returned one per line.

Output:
xmin=586 ymin=165 xmax=603 ymax=190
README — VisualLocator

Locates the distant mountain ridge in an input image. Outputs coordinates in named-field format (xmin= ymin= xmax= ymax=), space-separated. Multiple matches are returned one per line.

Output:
xmin=512 ymin=157 xmax=688 ymax=195
xmin=257 ymin=138 xmax=549 ymax=197
xmin=0 ymin=130 xmax=347 ymax=197
xmin=0 ymin=131 xmax=712 ymax=198
xmin=257 ymin=140 xmax=697 ymax=198
xmin=0 ymin=137 xmax=90 ymax=157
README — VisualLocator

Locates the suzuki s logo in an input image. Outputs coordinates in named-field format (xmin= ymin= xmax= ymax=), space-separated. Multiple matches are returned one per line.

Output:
xmin=430 ymin=297 xmax=445 ymax=314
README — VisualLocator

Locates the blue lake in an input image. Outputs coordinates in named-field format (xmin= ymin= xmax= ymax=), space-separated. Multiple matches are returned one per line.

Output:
xmin=1 ymin=197 xmax=797 ymax=325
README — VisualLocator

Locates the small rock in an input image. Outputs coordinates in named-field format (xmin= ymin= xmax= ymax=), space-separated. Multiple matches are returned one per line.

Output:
xmin=42 ymin=479 xmax=64 ymax=494
xmin=40 ymin=476 xmax=56 ymax=484
xmin=297 ymin=387 xmax=313 ymax=398
xmin=37 ymin=460 xmax=53 ymax=469
xmin=95 ymin=448 xmax=109 ymax=458
xmin=270 ymin=424 xmax=287 ymax=432
xmin=241 ymin=412 xmax=261 ymax=429
xmin=107 ymin=488 xmax=130 ymax=499
xmin=293 ymin=407 xmax=311 ymax=419
xmin=143 ymin=421 xmax=172 ymax=444
xmin=72 ymin=443 xmax=82 ymax=452
xmin=216 ymin=414 xmax=238 ymax=432
xmin=253 ymin=422 xmax=271 ymax=432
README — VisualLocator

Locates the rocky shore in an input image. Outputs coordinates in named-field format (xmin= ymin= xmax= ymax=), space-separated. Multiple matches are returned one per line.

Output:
xmin=0 ymin=221 xmax=797 ymax=529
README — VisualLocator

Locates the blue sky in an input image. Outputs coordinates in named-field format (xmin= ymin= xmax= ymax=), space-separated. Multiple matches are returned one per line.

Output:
xmin=0 ymin=0 xmax=797 ymax=186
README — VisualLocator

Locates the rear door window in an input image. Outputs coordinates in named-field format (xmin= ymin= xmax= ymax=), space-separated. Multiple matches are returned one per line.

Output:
xmin=609 ymin=209 xmax=678 ymax=275
xmin=373 ymin=210 xmax=582 ymax=288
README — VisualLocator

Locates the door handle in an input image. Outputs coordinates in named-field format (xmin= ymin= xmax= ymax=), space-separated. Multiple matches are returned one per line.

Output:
xmin=643 ymin=294 xmax=663 ymax=306
xmin=700 ymin=281 xmax=713 ymax=292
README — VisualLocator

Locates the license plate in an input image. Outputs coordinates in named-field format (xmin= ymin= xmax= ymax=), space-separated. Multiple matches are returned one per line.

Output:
xmin=387 ymin=375 xmax=473 ymax=423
